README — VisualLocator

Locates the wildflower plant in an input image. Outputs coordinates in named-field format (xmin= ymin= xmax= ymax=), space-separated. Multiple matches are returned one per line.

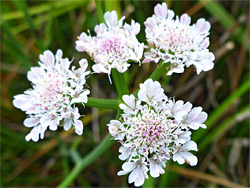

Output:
xmin=143 ymin=3 xmax=215 ymax=75
xmin=13 ymin=50 xmax=90 ymax=141
xmin=76 ymin=10 xmax=144 ymax=79
xmin=12 ymin=1 xmax=216 ymax=187
xmin=108 ymin=79 xmax=207 ymax=186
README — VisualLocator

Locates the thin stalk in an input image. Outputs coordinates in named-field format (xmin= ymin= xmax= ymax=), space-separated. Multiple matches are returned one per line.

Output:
xmin=134 ymin=61 xmax=170 ymax=96
xmin=112 ymin=69 xmax=129 ymax=100
xmin=86 ymin=97 xmax=119 ymax=109
xmin=54 ymin=132 xmax=70 ymax=176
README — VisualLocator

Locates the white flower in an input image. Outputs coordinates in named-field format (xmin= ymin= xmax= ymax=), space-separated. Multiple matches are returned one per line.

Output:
xmin=118 ymin=160 xmax=149 ymax=187
xmin=182 ymin=107 xmax=208 ymax=130
xmin=13 ymin=50 xmax=90 ymax=142
xmin=107 ymin=120 xmax=125 ymax=141
xmin=76 ymin=10 xmax=144 ymax=78
xmin=108 ymin=79 xmax=207 ymax=186
xmin=173 ymin=141 xmax=198 ymax=166
xmin=138 ymin=78 xmax=165 ymax=103
xmin=143 ymin=2 xmax=215 ymax=75
xmin=150 ymin=155 xmax=166 ymax=178
xmin=119 ymin=94 xmax=141 ymax=115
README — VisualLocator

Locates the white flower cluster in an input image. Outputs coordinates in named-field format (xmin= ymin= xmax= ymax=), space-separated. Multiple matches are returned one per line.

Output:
xmin=107 ymin=79 xmax=207 ymax=186
xmin=76 ymin=11 xmax=144 ymax=77
xmin=13 ymin=50 xmax=90 ymax=142
xmin=143 ymin=3 xmax=215 ymax=75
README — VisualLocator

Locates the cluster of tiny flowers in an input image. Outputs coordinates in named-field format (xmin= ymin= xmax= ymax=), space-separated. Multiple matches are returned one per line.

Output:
xmin=13 ymin=50 xmax=90 ymax=142
xmin=76 ymin=11 xmax=144 ymax=78
xmin=143 ymin=3 xmax=215 ymax=75
xmin=107 ymin=79 xmax=207 ymax=186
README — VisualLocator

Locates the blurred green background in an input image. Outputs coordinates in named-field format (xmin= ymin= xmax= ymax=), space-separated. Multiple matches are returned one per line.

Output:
xmin=1 ymin=0 xmax=249 ymax=187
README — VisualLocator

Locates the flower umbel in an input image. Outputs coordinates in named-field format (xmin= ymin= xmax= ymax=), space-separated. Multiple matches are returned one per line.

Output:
xmin=13 ymin=50 xmax=90 ymax=142
xmin=108 ymin=79 xmax=207 ymax=186
xmin=76 ymin=10 xmax=144 ymax=78
xmin=143 ymin=3 xmax=215 ymax=75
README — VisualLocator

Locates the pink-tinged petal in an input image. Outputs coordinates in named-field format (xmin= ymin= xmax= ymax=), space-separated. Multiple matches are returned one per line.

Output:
xmin=138 ymin=88 xmax=147 ymax=102
xmin=40 ymin=115 xmax=52 ymax=127
xmin=195 ymin=18 xmax=211 ymax=33
xmin=63 ymin=119 xmax=72 ymax=131
xmin=150 ymin=161 xmax=165 ymax=178
xmin=79 ymin=32 xmax=89 ymax=41
xmin=122 ymin=95 xmax=135 ymax=109
xmin=122 ymin=162 xmax=137 ymax=172
xmin=40 ymin=126 xmax=47 ymax=139
xmin=39 ymin=50 xmax=55 ymax=67
xmin=173 ymin=153 xmax=185 ymax=165
xmin=60 ymin=58 xmax=71 ymax=70
xmin=187 ymin=107 xmax=202 ymax=121
xmin=13 ymin=94 xmax=31 ymax=111
xmin=27 ymin=67 xmax=45 ymax=83
xmin=24 ymin=118 xmax=39 ymax=128
xmin=200 ymin=38 xmax=210 ymax=49
xmin=180 ymin=14 xmax=191 ymax=25
xmin=49 ymin=119 xmax=58 ymax=131
xmin=128 ymin=167 xmax=145 ymax=187
xmin=154 ymin=3 xmax=168 ymax=19
xmin=104 ymin=11 xmax=118 ymax=28
xmin=179 ymin=152 xmax=198 ymax=166
xmin=74 ymin=119 xmax=83 ymax=135
xmin=118 ymin=147 xmax=131 ymax=160
xmin=173 ymin=100 xmax=184 ymax=112
xmin=117 ymin=170 xmax=128 ymax=176
xmin=142 ymin=57 xmax=154 ymax=63
xmin=92 ymin=64 xmax=109 ymax=74
xmin=56 ymin=49 xmax=63 ymax=60
xmin=187 ymin=123 xmax=200 ymax=130
xmin=144 ymin=17 xmax=157 ymax=29
xmin=79 ymin=59 xmax=88 ymax=72
xmin=181 ymin=141 xmax=197 ymax=151
xmin=25 ymin=125 xmax=40 ymax=142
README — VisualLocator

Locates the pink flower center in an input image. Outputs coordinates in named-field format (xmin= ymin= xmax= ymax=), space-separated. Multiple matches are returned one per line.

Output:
xmin=100 ymin=37 xmax=122 ymax=55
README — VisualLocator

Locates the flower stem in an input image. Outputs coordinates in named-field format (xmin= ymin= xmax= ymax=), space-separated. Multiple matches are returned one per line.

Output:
xmin=150 ymin=61 xmax=170 ymax=81
xmin=134 ymin=61 xmax=170 ymax=96
xmin=54 ymin=132 xmax=70 ymax=177
xmin=57 ymin=134 xmax=114 ymax=188
xmin=112 ymin=69 xmax=129 ymax=100
xmin=57 ymin=110 xmax=121 ymax=188
xmin=86 ymin=97 xmax=119 ymax=109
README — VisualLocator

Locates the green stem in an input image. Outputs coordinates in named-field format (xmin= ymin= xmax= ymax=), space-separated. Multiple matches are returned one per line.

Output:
xmin=134 ymin=61 xmax=170 ymax=96
xmin=149 ymin=61 xmax=170 ymax=81
xmin=57 ymin=109 xmax=122 ymax=188
xmin=112 ymin=69 xmax=129 ymax=100
xmin=54 ymin=132 xmax=70 ymax=177
xmin=57 ymin=134 xmax=114 ymax=188
xmin=86 ymin=97 xmax=119 ymax=109
xmin=57 ymin=60 xmax=171 ymax=187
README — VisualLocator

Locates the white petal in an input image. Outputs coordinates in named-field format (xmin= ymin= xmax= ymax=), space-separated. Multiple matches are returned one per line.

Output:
xmin=179 ymin=152 xmax=198 ymax=166
xmin=74 ymin=119 xmax=83 ymax=135
xmin=24 ymin=118 xmax=39 ymax=128
xmin=63 ymin=119 xmax=72 ymax=131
